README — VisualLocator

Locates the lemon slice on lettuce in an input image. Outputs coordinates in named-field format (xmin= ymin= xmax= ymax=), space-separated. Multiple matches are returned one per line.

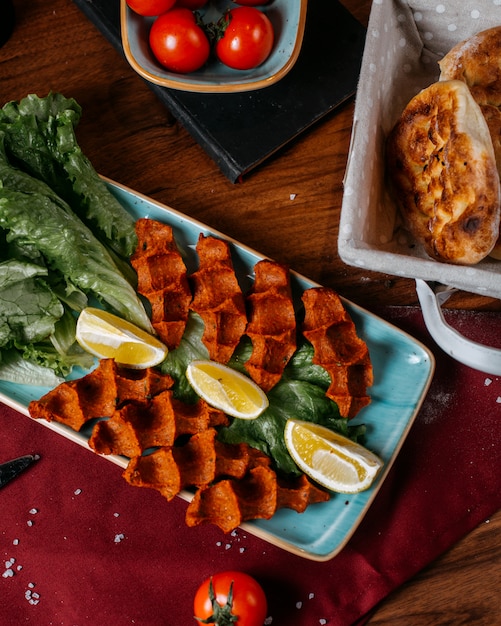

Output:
xmin=284 ymin=419 xmax=383 ymax=493
xmin=76 ymin=307 xmax=167 ymax=369
xmin=186 ymin=360 xmax=268 ymax=419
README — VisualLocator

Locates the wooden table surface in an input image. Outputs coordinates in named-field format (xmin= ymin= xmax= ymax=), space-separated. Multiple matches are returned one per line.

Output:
xmin=1 ymin=0 xmax=500 ymax=623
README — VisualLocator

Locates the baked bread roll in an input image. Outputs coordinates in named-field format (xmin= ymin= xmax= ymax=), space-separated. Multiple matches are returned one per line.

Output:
xmin=439 ymin=26 xmax=501 ymax=258
xmin=439 ymin=26 xmax=501 ymax=173
xmin=386 ymin=79 xmax=500 ymax=265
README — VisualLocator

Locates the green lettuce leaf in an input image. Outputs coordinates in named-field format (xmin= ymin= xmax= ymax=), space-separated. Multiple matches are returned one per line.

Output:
xmin=0 ymin=93 xmax=137 ymax=259
xmin=0 ymin=95 xmax=149 ymax=382
xmin=0 ymin=259 xmax=94 ymax=378
xmin=160 ymin=312 xmax=209 ymax=402
xmin=0 ymin=258 xmax=63 ymax=347
xmin=0 ymin=185 xmax=152 ymax=333
xmin=0 ymin=349 xmax=64 ymax=387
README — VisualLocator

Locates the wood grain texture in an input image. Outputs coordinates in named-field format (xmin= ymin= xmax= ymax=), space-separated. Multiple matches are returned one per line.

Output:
xmin=1 ymin=0 xmax=500 ymax=622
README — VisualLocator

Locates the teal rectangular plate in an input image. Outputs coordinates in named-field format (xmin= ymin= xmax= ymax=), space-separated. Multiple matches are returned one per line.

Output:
xmin=0 ymin=179 xmax=435 ymax=560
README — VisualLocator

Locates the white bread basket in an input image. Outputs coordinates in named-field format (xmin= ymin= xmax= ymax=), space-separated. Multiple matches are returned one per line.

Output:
xmin=339 ymin=0 xmax=501 ymax=374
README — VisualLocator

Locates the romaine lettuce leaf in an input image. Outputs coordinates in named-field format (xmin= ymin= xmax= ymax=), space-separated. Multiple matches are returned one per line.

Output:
xmin=0 ymin=258 xmax=63 ymax=347
xmin=0 ymin=259 xmax=94 ymax=378
xmin=0 ymin=185 xmax=152 ymax=333
xmin=0 ymin=349 xmax=64 ymax=387
xmin=0 ymin=95 xmax=150 ymax=383
xmin=0 ymin=93 xmax=137 ymax=260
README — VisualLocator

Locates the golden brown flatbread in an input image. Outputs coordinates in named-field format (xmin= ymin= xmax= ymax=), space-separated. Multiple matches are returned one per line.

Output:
xmin=439 ymin=26 xmax=501 ymax=258
xmin=386 ymin=79 xmax=501 ymax=265
xmin=439 ymin=26 xmax=501 ymax=172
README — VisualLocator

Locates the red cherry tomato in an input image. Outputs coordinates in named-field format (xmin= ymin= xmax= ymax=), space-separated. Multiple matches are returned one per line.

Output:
xmin=175 ymin=0 xmax=208 ymax=8
xmin=126 ymin=0 xmax=176 ymax=17
xmin=215 ymin=7 xmax=274 ymax=70
xmin=149 ymin=8 xmax=210 ymax=74
xmin=193 ymin=571 xmax=268 ymax=626
xmin=233 ymin=1 xmax=270 ymax=5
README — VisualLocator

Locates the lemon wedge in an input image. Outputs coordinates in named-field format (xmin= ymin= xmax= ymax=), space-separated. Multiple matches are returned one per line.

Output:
xmin=284 ymin=419 xmax=383 ymax=493
xmin=75 ymin=307 xmax=168 ymax=369
xmin=186 ymin=360 xmax=269 ymax=419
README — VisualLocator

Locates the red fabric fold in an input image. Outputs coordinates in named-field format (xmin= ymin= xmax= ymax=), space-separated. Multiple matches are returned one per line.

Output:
xmin=1 ymin=307 xmax=500 ymax=625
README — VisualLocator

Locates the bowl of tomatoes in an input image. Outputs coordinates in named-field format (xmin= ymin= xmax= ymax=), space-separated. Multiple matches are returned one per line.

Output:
xmin=120 ymin=0 xmax=307 ymax=93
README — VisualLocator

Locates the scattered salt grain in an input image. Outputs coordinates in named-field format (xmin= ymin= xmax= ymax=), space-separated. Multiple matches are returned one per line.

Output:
xmin=239 ymin=547 xmax=246 ymax=553
xmin=5 ymin=559 xmax=15 ymax=568
xmin=25 ymin=587 xmax=40 ymax=605
xmin=27 ymin=520 xmax=33 ymax=527
xmin=319 ymin=620 xmax=327 ymax=625
xmin=296 ymin=602 xmax=303 ymax=609
xmin=264 ymin=617 xmax=273 ymax=625
xmin=484 ymin=378 xmax=492 ymax=386
xmin=12 ymin=539 xmax=19 ymax=546
xmin=114 ymin=533 xmax=125 ymax=543
xmin=113 ymin=512 xmax=120 ymax=517
xmin=28 ymin=582 xmax=35 ymax=589
xmin=289 ymin=193 xmax=297 ymax=200
xmin=216 ymin=541 xmax=222 ymax=547
xmin=17 ymin=565 xmax=22 ymax=571
xmin=74 ymin=488 xmax=82 ymax=495
xmin=2 ymin=569 xmax=14 ymax=578
xmin=309 ymin=593 xmax=315 ymax=600
xmin=29 ymin=508 xmax=38 ymax=515
xmin=496 ymin=397 xmax=501 ymax=404
xmin=225 ymin=543 xmax=231 ymax=550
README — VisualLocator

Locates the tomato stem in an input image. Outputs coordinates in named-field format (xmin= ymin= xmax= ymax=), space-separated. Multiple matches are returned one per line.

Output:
xmin=203 ymin=9 xmax=231 ymax=45
xmin=195 ymin=578 xmax=238 ymax=625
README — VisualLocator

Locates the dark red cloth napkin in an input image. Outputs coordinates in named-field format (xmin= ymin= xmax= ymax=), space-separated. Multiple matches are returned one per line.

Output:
xmin=1 ymin=307 xmax=500 ymax=626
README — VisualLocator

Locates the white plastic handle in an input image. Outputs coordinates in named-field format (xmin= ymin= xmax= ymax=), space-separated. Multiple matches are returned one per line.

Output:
xmin=415 ymin=279 xmax=501 ymax=375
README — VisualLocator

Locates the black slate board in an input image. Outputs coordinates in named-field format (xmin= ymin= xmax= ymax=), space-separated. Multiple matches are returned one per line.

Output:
xmin=72 ymin=0 xmax=366 ymax=182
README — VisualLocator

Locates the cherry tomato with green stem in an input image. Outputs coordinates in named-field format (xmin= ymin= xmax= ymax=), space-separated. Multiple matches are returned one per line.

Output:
xmin=149 ymin=8 xmax=210 ymax=74
xmin=126 ymin=0 xmax=176 ymax=17
xmin=215 ymin=7 xmax=274 ymax=71
xmin=194 ymin=571 xmax=268 ymax=626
